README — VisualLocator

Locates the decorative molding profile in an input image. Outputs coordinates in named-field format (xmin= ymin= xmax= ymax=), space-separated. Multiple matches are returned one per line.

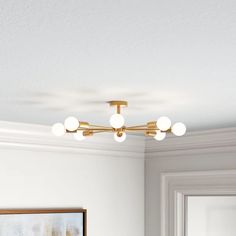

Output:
xmin=161 ymin=170 xmax=236 ymax=236
xmin=1 ymin=121 xmax=236 ymax=159
xmin=145 ymin=127 xmax=236 ymax=158
xmin=0 ymin=121 xmax=145 ymax=159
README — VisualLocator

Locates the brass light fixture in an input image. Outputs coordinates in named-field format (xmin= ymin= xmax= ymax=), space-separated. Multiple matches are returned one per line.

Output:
xmin=52 ymin=101 xmax=186 ymax=142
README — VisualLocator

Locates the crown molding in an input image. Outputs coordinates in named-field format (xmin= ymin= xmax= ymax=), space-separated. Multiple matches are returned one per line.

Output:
xmin=2 ymin=121 xmax=235 ymax=159
xmin=0 ymin=121 xmax=145 ymax=159
xmin=145 ymin=127 xmax=236 ymax=158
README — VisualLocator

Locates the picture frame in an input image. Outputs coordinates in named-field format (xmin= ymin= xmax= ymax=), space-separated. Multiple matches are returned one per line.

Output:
xmin=0 ymin=208 xmax=87 ymax=236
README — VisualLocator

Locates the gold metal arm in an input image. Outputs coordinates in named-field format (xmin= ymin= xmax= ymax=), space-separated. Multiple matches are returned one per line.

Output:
xmin=60 ymin=100 xmax=180 ymax=141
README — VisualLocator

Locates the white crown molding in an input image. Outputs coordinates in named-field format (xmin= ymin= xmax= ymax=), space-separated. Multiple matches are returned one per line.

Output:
xmin=0 ymin=121 xmax=145 ymax=159
xmin=2 ymin=121 xmax=236 ymax=159
xmin=145 ymin=127 xmax=236 ymax=158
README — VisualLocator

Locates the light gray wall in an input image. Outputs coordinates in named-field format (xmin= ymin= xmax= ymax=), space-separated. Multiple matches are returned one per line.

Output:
xmin=1 ymin=122 xmax=236 ymax=236
xmin=0 ymin=121 xmax=145 ymax=236
xmin=145 ymin=128 xmax=236 ymax=236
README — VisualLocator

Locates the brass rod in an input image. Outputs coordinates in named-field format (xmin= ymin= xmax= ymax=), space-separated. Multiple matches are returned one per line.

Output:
xmin=89 ymin=124 xmax=112 ymax=129
xmin=82 ymin=128 xmax=113 ymax=131
xmin=126 ymin=128 xmax=172 ymax=132
xmin=126 ymin=125 xmax=147 ymax=129
xmin=126 ymin=128 xmax=158 ymax=131
xmin=117 ymin=105 xmax=121 ymax=114
xmin=68 ymin=128 xmax=157 ymax=133
xmin=66 ymin=127 xmax=171 ymax=133
xmin=93 ymin=130 xmax=113 ymax=134
xmin=126 ymin=128 xmax=151 ymax=130
xmin=67 ymin=128 xmax=113 ymax=132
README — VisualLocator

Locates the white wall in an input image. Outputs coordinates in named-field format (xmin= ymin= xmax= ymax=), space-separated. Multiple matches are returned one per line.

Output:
xmin=145 ymin=128 xmax=236 ymax=236
xmin=2 ymin=122 xmax=236 ymax=236
xmin=0 ymin=121 xmax=145 ymax=236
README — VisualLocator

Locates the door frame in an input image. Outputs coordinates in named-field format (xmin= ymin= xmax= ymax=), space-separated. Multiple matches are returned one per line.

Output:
xmin=161 ymin=170 xmax=236 ymax=236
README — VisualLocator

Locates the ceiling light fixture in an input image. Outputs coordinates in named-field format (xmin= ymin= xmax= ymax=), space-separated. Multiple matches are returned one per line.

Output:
xmin=52 ymin=101 xmax=186 ymax=142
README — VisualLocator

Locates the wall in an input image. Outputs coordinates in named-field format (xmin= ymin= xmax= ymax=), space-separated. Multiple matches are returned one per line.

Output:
xmin=0 ymin=121 xmax=145 ymax=236
xmin=2 ymin=122 xmax=236 ymax=236
xmin=145 ymin=127 xmax=236 ymax=236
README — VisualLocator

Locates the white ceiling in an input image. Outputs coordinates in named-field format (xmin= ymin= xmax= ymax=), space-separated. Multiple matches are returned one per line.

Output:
xmin=0 ymin=0 xmax=235 ymax=131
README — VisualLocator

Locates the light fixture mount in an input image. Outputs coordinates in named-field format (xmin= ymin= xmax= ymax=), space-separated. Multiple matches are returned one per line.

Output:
xmin=52 ymin=100 xmax=186 ymax=142
xmin=108 ymin=100 xmax=128 ymax=107
xmin=108 ymin=100 xmax=128 ymax=114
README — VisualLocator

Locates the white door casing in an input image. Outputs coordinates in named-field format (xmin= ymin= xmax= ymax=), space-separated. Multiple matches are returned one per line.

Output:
xmin=161 ymin=170 xmax=236 ymax=236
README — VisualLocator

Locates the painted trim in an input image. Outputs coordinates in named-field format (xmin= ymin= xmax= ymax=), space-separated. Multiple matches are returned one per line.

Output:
xmin=146 ymin=127 xmax=236 ymax=158
xmin=1 ymin=120 xmax=236 ymax=159
xmin=161 ymin=170 xmax=236 ymax=236
xmin=0 ymin=121 xmax=145 ymax=159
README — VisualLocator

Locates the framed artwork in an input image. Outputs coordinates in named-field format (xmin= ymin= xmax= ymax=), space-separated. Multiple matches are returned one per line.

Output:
xmin=0 ymin=208 xmax=87 ymax=236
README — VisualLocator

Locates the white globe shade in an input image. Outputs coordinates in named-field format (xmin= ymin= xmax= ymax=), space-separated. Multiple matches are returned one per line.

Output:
xmin=52 ymin=123 xmax=65 ymax=136
xmin=157 ymin=116 xmax=171 ymax=131
xmin=110 ymin=114 xmax=125 ymax=129
xmin=154 ymin=130 xmax=166 ymax=141
xmin=114 ymin=132 xmax=126 ymax=142
xmin=64 ymin=116 xmax=79 ymax=131
xmin=172 ymin=122 xmax=186 ymax=136
xmin=74 ymin=131 xmax=85 ymax=141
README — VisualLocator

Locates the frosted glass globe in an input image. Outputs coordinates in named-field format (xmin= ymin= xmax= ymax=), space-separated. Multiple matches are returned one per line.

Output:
xmin=64 ymin=116 xmax=79 ymax=131
xmin=52 ymin=123 xmax=65 ymax=136
xmin=157 ymin=116 xmax=171 ymax=131
xmin=114 ymin=132 xmax=126 ymax=142
xmin=172 ymin=122 xmax=186 ymax=136
xmin=110 ymin=114 xmax=125 ymax=129
xmin=154 ymin=130 xmax=166 ymax=141
xmin=74 ymin=131 xmax=85 ymax=141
